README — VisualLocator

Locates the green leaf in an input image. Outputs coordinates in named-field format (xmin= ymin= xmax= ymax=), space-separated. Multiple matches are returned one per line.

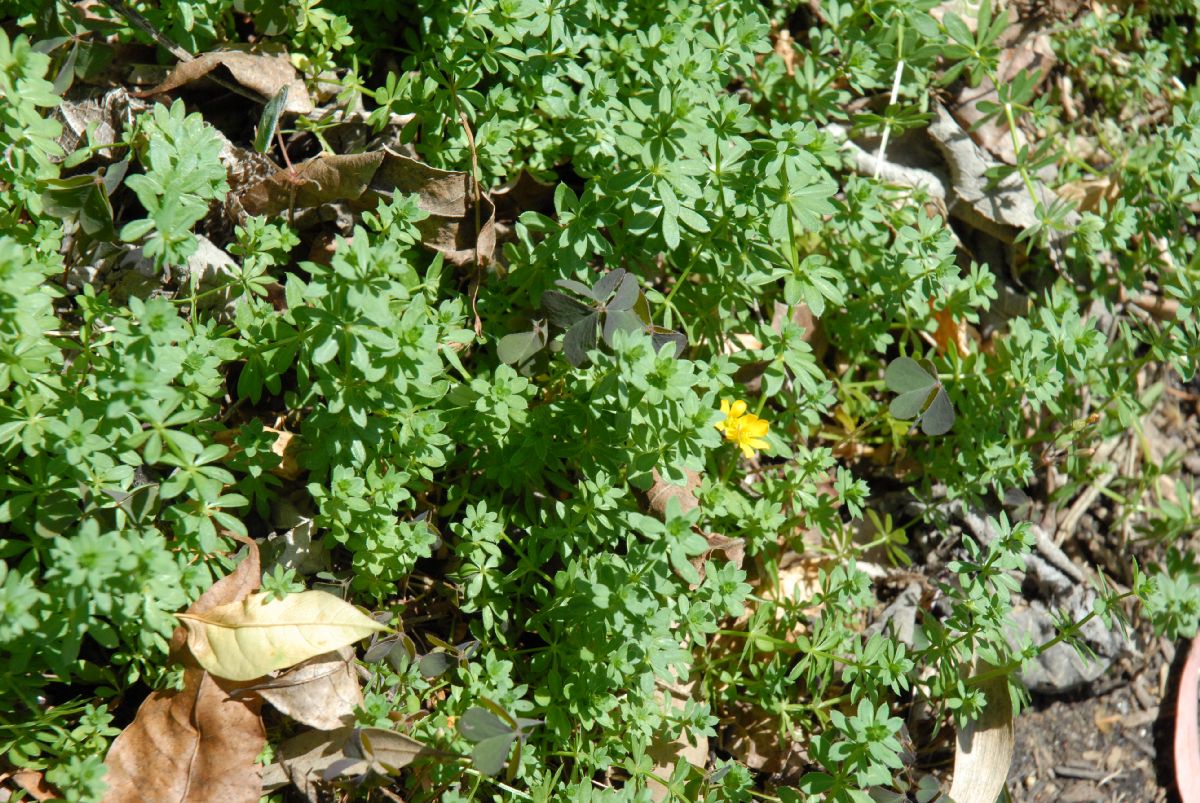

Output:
xmin=254 ymin=84 xmax=289 ymax=154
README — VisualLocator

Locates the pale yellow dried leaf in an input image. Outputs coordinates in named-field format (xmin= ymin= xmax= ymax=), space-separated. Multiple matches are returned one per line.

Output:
xmin=178 ymin=591 xmax=388 ymax=681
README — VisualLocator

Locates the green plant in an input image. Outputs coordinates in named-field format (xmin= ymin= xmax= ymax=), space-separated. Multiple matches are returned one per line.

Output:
xmin=2 ymin=0 xmax=1200 ymax=799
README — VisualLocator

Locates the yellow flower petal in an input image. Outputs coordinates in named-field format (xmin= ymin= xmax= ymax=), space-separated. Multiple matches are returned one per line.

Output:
xmin=728 ymin=400 xmax=748 ymax=418
xmin=742 ymin=419 xmax=769 ymax=438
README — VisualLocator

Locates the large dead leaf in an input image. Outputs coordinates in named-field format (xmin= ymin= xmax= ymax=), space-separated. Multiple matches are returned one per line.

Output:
xmin=239 ymin=150 xmax=496 ymax=266
xmin=101 ymin=669 xmax=266 ymax=803
xmin=146 ymin=50 xmax=314 ymax=114
xmin=240 ymin=151 xmax=384 ymax=214
xmin=104 ymin=541 xmax=265 ymax=803
xmin=948 ymin=670 xmax=1014 ymax=803
xmin=254 ymin=647 xmax=363 ymax=730
xmin=178 ymin=590 xmax=388 ymax=681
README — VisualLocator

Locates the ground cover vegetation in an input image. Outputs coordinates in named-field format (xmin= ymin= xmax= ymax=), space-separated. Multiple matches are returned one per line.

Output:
xmin=0 ymin=0 xmax=1199 ymax=800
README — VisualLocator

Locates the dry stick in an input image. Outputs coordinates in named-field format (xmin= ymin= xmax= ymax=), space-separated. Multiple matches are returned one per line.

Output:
xmin=98 ymin=0 xmax=267 ymax=107
xmin=1055 ymin=436 xmax=1127 ymax=546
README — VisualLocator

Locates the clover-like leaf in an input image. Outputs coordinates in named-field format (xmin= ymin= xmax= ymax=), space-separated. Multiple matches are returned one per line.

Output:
xmin=591 ymin=268 xmax=626 ymax=301
xmin=541 ymin=291 xmax=592 ymax=328
xmin=563 ymin=313 xmax=599 ymax=366
xmin=885 ymin=356 xmax=955 ymax=436
xmin=497 ymin=324 xmax=548 ymax=365
xmin=458 ymin=708 xmax=516 ymax=776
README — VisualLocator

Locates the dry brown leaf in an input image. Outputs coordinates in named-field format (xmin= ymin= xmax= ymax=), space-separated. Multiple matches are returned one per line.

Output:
xmin=931 ymin=304 xmax=971 ymax=358
xmin=239 ymin=150 xmax=496 ymax=266
xmin=1176 ymin=635 xmax=1200 ymax=803
xmin=647 ymin=468 xmax=701 ymax=518
xmin=214 ymin=426 xmax=303 ymax=481
xmin=240 ymin=151 xmax=385 ymax=216
xmin=265 ymin=727 xmax=355 ymax=800
xmin=720 ymin=701 xmax=806 ymax=782
xmin=773 ymin=26 xmax=797 ymax=76
xmin=370 ymin=150 xmax=497 ymax=266
xmin=704 ymin=532 xmax=746 ymax=571
xmin=948 ymin=670 xmax=1014 ymax=803
xmin=101 ymin=671 xmax=266 ymax=803
xmin=104 ymin=542 xmax=265 ymax=803
xmin=254 ymin=647 xmax=363 ymax=730
xmin=773 ymin=555 xmax=830 ymax=606
xmin=648 ymin=681 xmax=708 ymax=801
xmin=9 ymin=769 xmax=56 ymax=801
xmin=1057 ymin=176 xmax=1120 ymax=213
xmin=146 ymin=50 xmax=314 ymax=114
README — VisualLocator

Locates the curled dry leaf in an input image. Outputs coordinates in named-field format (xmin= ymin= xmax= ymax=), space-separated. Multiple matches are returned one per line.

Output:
xmin=239 ymin=150 xmax=496 ymax=266
xmin=104 ymin=540 xmax=265 ymax=803
xmin=947 ymin=670 xmax=1014 ymax=803
xmin=240 ymin=151 xmax=383 ymax=214
xmin=254 ymin=647 xmax=364 ymax=730
xmin=146 ymin=50 xmax=314 ymax=114
xmin=178 ymin=590 xmax=388 ymax=681
xmin=264 ymin=726 xmax=429 ymax=801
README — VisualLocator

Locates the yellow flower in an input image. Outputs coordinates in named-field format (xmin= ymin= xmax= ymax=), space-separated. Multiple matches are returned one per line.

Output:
xmin=715 ymin=398 xmax=770 ymax=458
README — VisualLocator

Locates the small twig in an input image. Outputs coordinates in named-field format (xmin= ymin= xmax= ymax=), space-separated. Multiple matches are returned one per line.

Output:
xmin=1056 ymin=436 xmax=1126 ymax=546
xmin=98 ymin=0 xmax=266 ymax=106
xmin=97 ymin=0 xmax=192 ymax=63
xmin=1053 ymin=764 xmax=1108 ymax=781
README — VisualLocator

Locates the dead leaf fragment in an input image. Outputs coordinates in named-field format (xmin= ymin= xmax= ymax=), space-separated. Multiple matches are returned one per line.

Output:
xmin=178 ymin=590 xmax=388 ymax=681
xmin=931 ymin=304 xmax=971 ymax=358
xmin=647 ymin=468 xmax=701 ymax=518
xmin=255 ymin=647 xmax=363 ymax=730
xmin=649 ymin=681 xmax=708 ymax=801
xmin=264 ymin=726 xmax=429 ymax=801
xmin=370 ymin=150 xmax=497 ymax=266
xmin=10 ymin=769 xmax=56 ymax=801
xmin=948 ymin=670 xmax=1014 ymax=803
xmin=146 ymin=50 xmax=314 ymax=114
